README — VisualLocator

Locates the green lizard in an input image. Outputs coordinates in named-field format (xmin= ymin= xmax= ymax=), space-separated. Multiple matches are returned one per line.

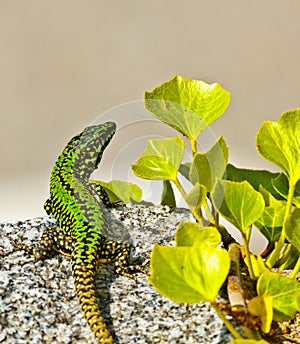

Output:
xmin=9 ymin=122 xmax=145 ymax=343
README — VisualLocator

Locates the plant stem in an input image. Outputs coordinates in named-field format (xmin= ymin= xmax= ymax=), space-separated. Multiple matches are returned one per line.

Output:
xmin=277 ymin=244 xmax=293 ymax=269
xmin=192 ymin=208 xmax=203 ymax=224
xmin=242 ymin=327 xmax=262 ymax=340
xmin=190 ymin=138 xmax=197 ymax=156
xmin=211 ymin=302 xmax=243 ymax=339
xmin=227 ymin=244 xmax=246 ymax=308
xmin=266 ymin=180 xmax=296 ymax=268
xmin=215 ymin=211 xmax=219 ymax=228
xmin=174 ymin=177 xmax=204 ymax=223
xmin=242 ymin=230 xmax=255 ymax=280
xmin=173 ymin=177 xmax=187 ymax=199
xmin=290 ymin=256 xmax=300 ymax=279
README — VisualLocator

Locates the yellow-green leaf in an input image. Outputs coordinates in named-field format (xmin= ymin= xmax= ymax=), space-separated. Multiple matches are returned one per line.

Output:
xmin=190 ymin=136 xmax=228 ymax=191
xmin=145 ymin=75 xmax=230 ymax=140
xmin=149 ymin=242 xmax=230 ymax=303
xmin=90 ymin=179 xmax=142 ymax=203
xmin=211 ymin=180 xmax=265 ymax=232
xmin=175 ymin=221 xmax=221 ymax=247
xmin=184 ymin=183 xmax=206 ymax=216
xmin=257 ymin=271 xmax=300 ymax=322
xmin=248 ymin=295 xmax=273 ymax=333
xmin=256 ymin=108 xmax=300 ymax=185
xmin=131 ymin=136 xmax=184 ymax=181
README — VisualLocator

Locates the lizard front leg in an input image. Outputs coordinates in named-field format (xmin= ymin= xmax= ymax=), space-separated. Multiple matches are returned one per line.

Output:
xmin=5 ymin=226 xmax=73 ymax=264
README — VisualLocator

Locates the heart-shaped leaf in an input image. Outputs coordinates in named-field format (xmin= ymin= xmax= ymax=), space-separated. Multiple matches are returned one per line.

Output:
xmin=255 ymin=205 xmax=285 ymax=242
xmin=149 ymin=242 xmax=230 ymax=303
xmin=272 ymin=173 xmax=300 ymax=207
xmin=145 ymin=75 xmax=230 ymax=140
xmin=257 ymin=271 xmax=300 ymax=322
xmin=226 ymin=164 xmax=281 ymax=199
xmin=258 ymin=185 xmax=285 ymax=208
xmin=190 ymin=136 xmax=228 ymax=191
xmin=90 ymin=180 xmax=142 ymax=204
xmin=184 ymin=183 xmax=207 ymax=216
xmin=131 ymin=136 xmax=184 ymax=181
xmin=256 ymin=108 xmax=300 ymax=185
xmin=175 ymin=221 xmax=221 ymax=247
xmin=248 ymin=295 xmax=273 ymax=333
xmin=211 ymin=180 xmax=265 ymax=232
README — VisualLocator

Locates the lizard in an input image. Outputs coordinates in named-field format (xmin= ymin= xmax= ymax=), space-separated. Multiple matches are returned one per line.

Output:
xmin=7 ymin=122 xmax=145 ymax=343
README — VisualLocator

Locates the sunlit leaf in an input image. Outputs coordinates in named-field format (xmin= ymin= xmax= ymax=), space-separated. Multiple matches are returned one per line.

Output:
xmin=91 ymin=180 xmax=142 ymax=203
xmin=255 ymin=206 xmax=285 ymax=242
xmin=211 ymin=180 xmax=265 ymax=232
xmin=248 ymin=295 xmax=273 ymax=333
xmin=257 ymin=271 xmax=300 ymax=321
xmin=272 ymin=173 xmax=300 ymax=207
xmin=149 ymin=242 xmax=230 ymax=303
xmin=145 ymin=75 xmax=230 ymax=140
xmin=190 ymin=136 xmax=228 ymax=191
xmin=184 ymin=183 xmax=207 ymax=216
xmin=226 ymin=164 xmax=281 ymax=199
xmin=175 ymin=221 xmax=221 ymax=247
xmin=131 ymin=136 xmax=184 ymax=181
xmin=256 ymin=108 xmax=300 ymax=185
xmin=258 ymin=185 xmax=285 ymax=207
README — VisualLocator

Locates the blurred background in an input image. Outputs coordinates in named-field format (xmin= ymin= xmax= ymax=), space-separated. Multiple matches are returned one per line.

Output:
xmin=0 ymin=1 xmax=299 ymax=227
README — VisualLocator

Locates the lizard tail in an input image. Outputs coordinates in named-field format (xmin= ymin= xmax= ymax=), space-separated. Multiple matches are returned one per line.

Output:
xmin=72 ymin=263 xmax=114 ymax=344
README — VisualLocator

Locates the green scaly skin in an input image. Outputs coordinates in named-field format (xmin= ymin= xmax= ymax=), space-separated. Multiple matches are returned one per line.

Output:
xmin=10 ymin=122 xmax=145 ymax=343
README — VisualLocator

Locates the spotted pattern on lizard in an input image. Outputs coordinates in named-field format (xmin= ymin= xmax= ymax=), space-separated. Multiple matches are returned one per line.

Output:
xmin=9 ymin=122 xmax=145 ymax=343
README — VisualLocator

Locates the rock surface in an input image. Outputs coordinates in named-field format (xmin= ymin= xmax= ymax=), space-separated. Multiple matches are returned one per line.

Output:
xmin=0 ymin=205 xmax=231 ymax=344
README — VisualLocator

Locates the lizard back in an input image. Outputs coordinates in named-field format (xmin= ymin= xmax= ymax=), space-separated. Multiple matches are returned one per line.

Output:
xmin=46 ymin=122 xmax=118 ymax=343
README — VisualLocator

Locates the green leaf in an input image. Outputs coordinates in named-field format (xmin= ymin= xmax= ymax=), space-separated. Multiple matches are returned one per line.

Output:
xmin=91 ymin=180 xmax=142 ymax=203
xmin=178 ymin=162 xmax=191 ymax=181
xmin=149 ymin=242 xmax=230 ymax=303
xmin=226 ymin=164 xmax=281 ymax=199
xmin=258 ymin=185 xmax=285 ymax=208
xmin=190 ymin=136 xmax=228 ymax=191
xmin=211 ymin=180 xmax=265 ymax=232
xmin=256 ymin=108 xmax=300 ymax=185
xmin=184 ymin=183 xmax=207 ymax=216
xmin=272 ymin=173 xmax=300 ymax=207
xmin=160 ymin=180 xmax=176 ymax=207
xmin=255 ymin=205 xmax=285 ymax=242
xmin=131 ymin=136 xmax=184 ymax=181
xmin=257 ymin=271 xmax=300 ymax=322
xmin=175 ymin=221 xmax=221 ymax=247
xmin=285 ymin=208 xmax=300 ymax=253
xmin=145 ymin=75 xmax=230 ymax=140
xmin=248 ymin=295 xmax=273 ymax=333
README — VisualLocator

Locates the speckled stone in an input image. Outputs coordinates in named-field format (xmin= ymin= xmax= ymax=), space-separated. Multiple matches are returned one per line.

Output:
xmin=0 ymin=205 xmax=232 ymax=344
